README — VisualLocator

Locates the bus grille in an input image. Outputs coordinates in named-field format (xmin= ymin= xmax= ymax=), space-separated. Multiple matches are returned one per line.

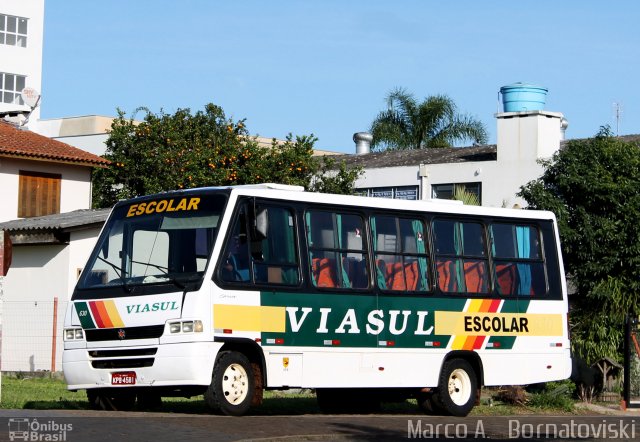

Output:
xmin=88 ymin=348 xmax=158 ymax=369
xmin=88 ymin=348 xmax=158 ymax=358
xmin=91 ymin=358 xmax=155 ymax=369
xmin=84 ymin=325 xmax=165 ymax=342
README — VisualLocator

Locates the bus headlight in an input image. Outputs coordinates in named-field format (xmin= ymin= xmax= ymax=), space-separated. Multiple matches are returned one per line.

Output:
xmin=64 ymin=328 xmax=84 ymax=341
xmin=168 ymin=320 xmax=203 ymax=334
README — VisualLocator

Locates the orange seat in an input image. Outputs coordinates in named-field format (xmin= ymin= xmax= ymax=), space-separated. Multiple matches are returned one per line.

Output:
xmin=312 ymin=257 xmax=338 ymax=288
xmin=386 ymin=261 xmax=406 ymax=291
xmin=437 ymin=259 xmax=459 ymax=292
xmin=404 ymin=261 xmax=420 ymax=291
xmin=495 ymin=263 xmax=517 ymax=295
xmin=464 ymin=261 xmax=487 ymax=293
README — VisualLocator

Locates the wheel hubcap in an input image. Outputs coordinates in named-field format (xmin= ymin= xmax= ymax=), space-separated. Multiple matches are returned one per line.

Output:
xmin=221 ymin=363 xmax=248 ymax=405
xmin=448 ymin=368 xmax=472 ymax=406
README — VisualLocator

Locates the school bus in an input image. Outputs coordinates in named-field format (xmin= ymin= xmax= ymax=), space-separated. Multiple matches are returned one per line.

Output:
xmin=63 ymin=183 xmax=571 ymax=416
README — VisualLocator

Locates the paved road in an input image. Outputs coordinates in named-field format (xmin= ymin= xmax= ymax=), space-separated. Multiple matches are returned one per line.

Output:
xmin=1 ymin=409 xmax=639 ymax=441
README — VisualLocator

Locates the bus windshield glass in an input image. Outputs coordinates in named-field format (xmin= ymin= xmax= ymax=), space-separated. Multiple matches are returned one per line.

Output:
xmin=76 ymin=193 xmax=227 ymax=293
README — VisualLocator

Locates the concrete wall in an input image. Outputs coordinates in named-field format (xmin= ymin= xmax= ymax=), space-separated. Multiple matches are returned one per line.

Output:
xmin=0 ymin=157 xmax=92 ymax=222
xmin=33 ymin=116 xmax=113 ymax=156
xmin=0 ymin=225 xmax=101 ymax=372
xmin=0 ymin=0 xmax=44 ymax=122
xmin=1 ymin=244 xmax=68 ymax=371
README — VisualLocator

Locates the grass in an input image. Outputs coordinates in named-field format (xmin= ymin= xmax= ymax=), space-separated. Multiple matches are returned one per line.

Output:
xmin=0 ymin=374 xmax=585 ymax=415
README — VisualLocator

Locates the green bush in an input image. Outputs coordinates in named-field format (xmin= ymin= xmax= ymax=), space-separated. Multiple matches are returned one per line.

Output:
xmin=527 ymin=381 xmax=575 ymax=412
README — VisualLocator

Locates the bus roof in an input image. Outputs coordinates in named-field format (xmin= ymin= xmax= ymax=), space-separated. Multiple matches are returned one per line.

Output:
xmin=226 ymin=184 xmax=557 ymax=222
xmin=113 ymin=183 xmax=556 ymax=222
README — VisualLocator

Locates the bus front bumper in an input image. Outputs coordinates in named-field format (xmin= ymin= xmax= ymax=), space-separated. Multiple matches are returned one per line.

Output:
xmin=62 ymin=341 xmax=221 ymax=391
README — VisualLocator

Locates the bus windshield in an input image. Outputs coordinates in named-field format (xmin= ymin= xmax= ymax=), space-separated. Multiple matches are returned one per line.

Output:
xmin=76 ymin=193 xmax=227 ymax=295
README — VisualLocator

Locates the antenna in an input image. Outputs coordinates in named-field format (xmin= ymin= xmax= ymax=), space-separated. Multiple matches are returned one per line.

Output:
xmin=19 ymin=87 xmax=41 ymax=127
xmin=613 ymin=102 xmax=623 ymax=136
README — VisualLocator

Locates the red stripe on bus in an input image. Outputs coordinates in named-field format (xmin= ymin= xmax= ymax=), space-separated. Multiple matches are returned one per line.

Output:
xmin=89 ymin=301 xmax=105 ymax=328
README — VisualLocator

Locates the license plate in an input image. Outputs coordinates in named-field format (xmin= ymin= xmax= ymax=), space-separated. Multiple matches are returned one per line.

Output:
xmin=111 ymin=371 xmax=136 ymax=385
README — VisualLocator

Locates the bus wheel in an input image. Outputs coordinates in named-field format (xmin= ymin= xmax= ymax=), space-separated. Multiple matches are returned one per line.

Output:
xmin=205 ymin=351 xmax=254 ymax=416
xmin=435 ymin=358 xmax=477 ymax=417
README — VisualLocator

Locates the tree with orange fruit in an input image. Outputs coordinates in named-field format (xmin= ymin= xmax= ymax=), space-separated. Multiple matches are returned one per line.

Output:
xmin=92 ymin=103 xmax=361 ymax=208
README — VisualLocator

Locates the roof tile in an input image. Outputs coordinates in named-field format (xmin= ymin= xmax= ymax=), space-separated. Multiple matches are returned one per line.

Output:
xmin=0 ymin=121 xmax=110 ymax=167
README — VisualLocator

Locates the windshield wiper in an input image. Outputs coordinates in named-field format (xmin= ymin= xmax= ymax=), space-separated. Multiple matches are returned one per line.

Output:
xmin=130 ymin=259 xmax=186 ymax=290
xmin=130 ymin=259 xmax=169 ymax=275
xmin=96 ymin=256 xmax=131 ymax=293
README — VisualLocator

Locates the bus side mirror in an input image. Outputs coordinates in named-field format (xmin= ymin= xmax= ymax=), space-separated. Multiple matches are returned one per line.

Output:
xmin=0 ymin=230 xmax=12 ymax=277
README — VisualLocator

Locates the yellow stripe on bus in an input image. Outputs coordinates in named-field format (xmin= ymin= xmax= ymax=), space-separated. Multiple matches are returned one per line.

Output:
xmin=103 ymin=300 xmax=125 ymax=327
xmin=214 ymin=305 xmax=286 ymax=333
xmin=467 ymin=298 xmax=484 ymax=313
xmin=436 ymin=311 xmax=563 ymax=337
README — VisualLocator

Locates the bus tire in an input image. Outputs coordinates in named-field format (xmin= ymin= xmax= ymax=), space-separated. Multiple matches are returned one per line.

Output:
xmin=435 ymin=358 xmax=477 ymax=417
xmin=205 ymin=351 xmax=254 ymax=416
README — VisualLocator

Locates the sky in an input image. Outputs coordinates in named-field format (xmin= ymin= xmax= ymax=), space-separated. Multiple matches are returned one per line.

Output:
xmin=41 ymin=1 xmax=640 ymax=153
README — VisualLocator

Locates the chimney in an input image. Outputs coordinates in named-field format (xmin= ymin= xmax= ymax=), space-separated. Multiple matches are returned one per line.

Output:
xmin=353 ymin=132 xmax=373 ymax=155
xmin=560 ymin=117 xmax=569 ymax=140
xmin=496 ymin=83 xmax=564 ymax=161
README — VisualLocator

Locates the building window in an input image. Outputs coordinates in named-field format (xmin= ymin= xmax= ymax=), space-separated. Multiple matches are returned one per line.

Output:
xmin=355 ymin=186 xmax=419 ymax=201
xmin=0 ymin=72 xmax=26 ymax=105
xmin=432 ymin=182 xmax=481 ymax=204
xmin=0 ymin=14 xmax=28 ymax=47
xmin=18 ymin=171 xmax=61 ymax=218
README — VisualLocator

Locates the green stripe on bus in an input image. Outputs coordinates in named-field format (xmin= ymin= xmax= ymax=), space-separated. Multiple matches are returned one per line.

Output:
xmin=486 ymin=299 xmax=530 ymax=350
xmin=261 ymin=291 xmax=466 ymax=349
xmin=75 ymin=302 xmax=96 ymax=329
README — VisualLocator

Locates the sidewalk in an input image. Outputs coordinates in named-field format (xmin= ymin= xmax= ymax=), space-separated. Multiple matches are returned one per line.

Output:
xmin=575 ymin=401 xmax=640 ymax=416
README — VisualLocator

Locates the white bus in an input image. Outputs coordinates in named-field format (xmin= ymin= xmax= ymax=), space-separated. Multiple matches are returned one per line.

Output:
xmin=63 ymin=184 xmax=571 ymax=416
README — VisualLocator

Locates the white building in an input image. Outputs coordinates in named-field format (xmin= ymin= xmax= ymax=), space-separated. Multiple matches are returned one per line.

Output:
xmin=0 ymin=0 xmax=44 ymax=124
xmin=0 ymin=120 xmax=108 ymax=372
xmin=349 ymin=109 xmax=568 ymax=209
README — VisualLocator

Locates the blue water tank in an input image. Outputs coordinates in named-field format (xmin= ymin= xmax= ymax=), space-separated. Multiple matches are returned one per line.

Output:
xmin=500 ymin=83 xmax=548 ymax=112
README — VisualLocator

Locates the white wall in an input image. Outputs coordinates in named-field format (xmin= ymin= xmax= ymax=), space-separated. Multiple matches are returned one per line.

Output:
xmin=0 ymin=227 xmax=101 ymax=372
xmin=33 ymin=116 xmax=113 ymax=156
xmin=1 ymin=244 xmax=69 ymax=372
xmin=50 ymin=134 xmax=108 ymax=156
xmin=0 ymin=0 xmax=44 ymax=122
xmin=0 ymin=157 xmax=92 ymax=222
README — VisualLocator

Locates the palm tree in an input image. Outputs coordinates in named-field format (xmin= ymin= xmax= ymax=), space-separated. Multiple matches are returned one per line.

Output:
xmin=369 ymin=88 xmax=488 ymax=151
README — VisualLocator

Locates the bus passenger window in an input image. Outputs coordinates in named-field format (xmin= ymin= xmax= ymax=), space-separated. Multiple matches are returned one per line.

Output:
xmin=220 ymin=205 xmax=299 ymax=286
xmin=306 ymin=210 xmax=368 ymax=289
xmin=433 ymin=219 xmax=488 ymax=294
xmin=490 ymin=224 xmax=545 ymax=296
xmin=371 ymin=215 xmax=430 ymax=292
xmin=253 ymin=207 xmax=299 ymax=285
